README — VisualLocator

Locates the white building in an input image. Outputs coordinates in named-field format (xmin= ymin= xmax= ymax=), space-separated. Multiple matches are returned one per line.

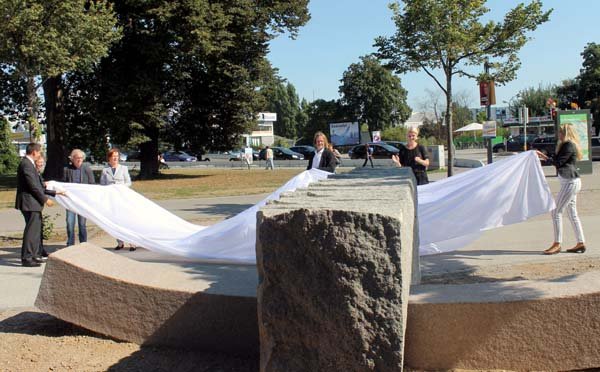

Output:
xmin=403 ymin=111 xmax=441 ymax=128
xmin=244 ymin=112 xmax=276 ymax=147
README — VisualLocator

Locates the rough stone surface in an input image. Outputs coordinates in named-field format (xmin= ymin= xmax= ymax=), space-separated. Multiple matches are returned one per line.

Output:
xmin=405 ymin=271 xmax=600 ymax=371
xmin=256 ymin=167 xmax=418 ymax=372
xmin=35 ymin=244 xmax=258 ymax=354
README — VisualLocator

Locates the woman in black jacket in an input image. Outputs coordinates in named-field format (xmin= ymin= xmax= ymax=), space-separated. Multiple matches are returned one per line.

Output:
xmin=306 ymin=131 xmax=337 ymax=173
xmin=392 ymin=127 xmax=430 ymax=185
xmin=537 ymin=123 xmax=586 ymax=255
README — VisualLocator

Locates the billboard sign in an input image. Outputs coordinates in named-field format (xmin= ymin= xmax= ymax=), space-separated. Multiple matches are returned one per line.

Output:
xmin=330 ymin=122 xmax=360 ymax=146
xmin=482 ymin=121 xmax=496 ymax=138
xmin=557 ymin=109 xmax=592 ymax=174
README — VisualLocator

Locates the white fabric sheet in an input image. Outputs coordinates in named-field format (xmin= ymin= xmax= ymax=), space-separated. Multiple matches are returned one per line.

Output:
xmin=47 ymin=151 xmax=555 ymax=262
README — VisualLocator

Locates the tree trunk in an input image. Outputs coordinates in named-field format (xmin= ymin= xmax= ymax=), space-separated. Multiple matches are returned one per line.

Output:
xmin=445 ymin=74 xmax=454 ymax=177
xmin=42 ymin=76 xmax=67 ymax=181
xmin=138 ymin=125 xmax=159 ymax=179
xmin=26 ymin=76 xmax=38 ymax=141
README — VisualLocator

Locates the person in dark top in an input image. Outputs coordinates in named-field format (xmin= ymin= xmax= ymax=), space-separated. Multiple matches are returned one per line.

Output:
xmin=536 ymin=123 xmax=586 ymax=255
xmin=15 ymin=144 xmax=62 ymax=266
xmin=392 ymin=127 xmax=430 ymax=185
xmin=362 ymin=143 xmax=374 ymax=168
xmin=306 ymin=131 xmax=337 ymax=173
xmin=63 ymin=149 xmax=96 ymax=246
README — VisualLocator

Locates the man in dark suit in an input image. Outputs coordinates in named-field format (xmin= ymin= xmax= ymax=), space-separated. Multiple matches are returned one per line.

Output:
xmin=306 ymin=131 xmax=337 ymax=173
xmin=15 ymin=143 xmax=53 ymax=267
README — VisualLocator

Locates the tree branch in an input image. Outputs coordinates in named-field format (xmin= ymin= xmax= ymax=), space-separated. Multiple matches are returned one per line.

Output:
xmin=419 ymin=62 xmax=447 ymax=95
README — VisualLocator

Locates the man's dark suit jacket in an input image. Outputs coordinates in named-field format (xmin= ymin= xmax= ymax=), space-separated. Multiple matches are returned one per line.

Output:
xmin=15 ymin=157 xmax=47 ymax=212
xmin=63 ymin=163 xmax=96 ymax=184
xmin=306 ymin=148 xmax=337 ymax=173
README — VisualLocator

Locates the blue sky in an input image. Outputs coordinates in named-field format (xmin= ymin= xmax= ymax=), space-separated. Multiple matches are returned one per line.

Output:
xmin=267 ymin=0 xmax=600 ymax=110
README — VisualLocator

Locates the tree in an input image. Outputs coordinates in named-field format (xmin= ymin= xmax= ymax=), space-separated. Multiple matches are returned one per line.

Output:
xmin=0 ymin=0 xmax=121 ymax=179
xmin=577 ymin=42 xmax=600 ymax=134
xmin=375 ymin=0 xmax=551 ymax=176
xmin=339 ymin=55 xmax=411 ymax=134
xmin=510 ymin=84 xmax=557 ymax=118
xmin=81 ymin=0 xmax=310 ymax=178
xmin=0 ymin=116 xmax=19 ymax=174
xmin=299 ymin=99 xmax=350 ymax=144
xmin=263 ymin=80 xmax=303 ymax=139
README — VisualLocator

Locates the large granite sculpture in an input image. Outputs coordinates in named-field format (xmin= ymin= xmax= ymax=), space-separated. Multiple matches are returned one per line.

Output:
xmin=256 ymin=168 xmax=418 ymax=372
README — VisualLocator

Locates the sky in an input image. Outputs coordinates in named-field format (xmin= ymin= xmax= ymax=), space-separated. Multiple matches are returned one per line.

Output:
xmin=267 ymin=0 xmax=600 ymax=111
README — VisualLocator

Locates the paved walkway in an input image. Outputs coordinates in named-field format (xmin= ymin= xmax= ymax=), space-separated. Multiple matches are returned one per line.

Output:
xmin=1 ymin=159 xmax=599 ymax=310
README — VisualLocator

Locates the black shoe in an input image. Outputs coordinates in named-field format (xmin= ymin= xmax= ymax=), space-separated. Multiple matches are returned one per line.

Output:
xmin=32 ymin=257 xmax=45 ymax=264
xmin=129 ymin=246 xmax=137 ymax=252
xmin=41 ymin=250 xmax=49 ymax=258
xmin=115 ymin=244 xmax=124 ymax=250
xmin=39 ymin=256 xmax=48 ymax=262
xmin=22 ymin=260 xmax=41 ymax=267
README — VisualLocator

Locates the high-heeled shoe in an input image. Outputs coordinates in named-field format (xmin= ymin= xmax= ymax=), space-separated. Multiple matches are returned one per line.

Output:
xmin=567 ymin=243 xmax=586 ymax=253
xmin=544 ymin=243 xmax=561 ymax=255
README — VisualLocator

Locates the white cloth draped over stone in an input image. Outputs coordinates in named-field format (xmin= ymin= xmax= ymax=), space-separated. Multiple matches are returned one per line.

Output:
xmin=47 ymin=151 xmax=555 ymax=263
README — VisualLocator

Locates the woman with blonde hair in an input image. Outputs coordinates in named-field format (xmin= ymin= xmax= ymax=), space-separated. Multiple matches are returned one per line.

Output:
xmin=537 ymin=123 xmax=586 ymax=254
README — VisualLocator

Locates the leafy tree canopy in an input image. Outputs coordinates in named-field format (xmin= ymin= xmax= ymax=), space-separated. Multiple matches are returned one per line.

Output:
xmin=375 ymin=0 xmax=551 ymax=175
xmin=339 ymin=55 xmax=411 ymax=133
xmin=0 ymin=116 xmax=20 ymax=174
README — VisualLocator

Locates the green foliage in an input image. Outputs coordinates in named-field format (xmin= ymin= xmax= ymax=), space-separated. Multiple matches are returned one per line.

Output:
xmin=510 ymin=84 xmax=556 ymax=117
xmin=375 ymin=0 xmax=552 ymax=174
xmin=263 ymin=80 xmax=304 ymax=138
xmin=476 ymin=110 xmax=487 ymax=123
xmin=339 ymin=55 xmax=411 ymax=133
xmin=0 ymin=0 xmax=122 ymax=176
xmin=42 ymin=212 xmax=59 ymax=240
xmin=300 ymin=99 xmax=350 ymax=144
xmin=576 ymin=43 xmax=600 ymax=133
xmin=382 ymin=126 xmax=408 ymax=142
xmin=0 ymin=117 xmax=19 ymax=174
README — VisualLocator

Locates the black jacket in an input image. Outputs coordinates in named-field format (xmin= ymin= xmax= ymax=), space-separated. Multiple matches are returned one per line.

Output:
xmin=552 ymin=141 xmax=580 ymax=179
xmin=15 ymin=157 xmax=47 ymax=212
xmin=306 ymin=148 xmax=337 ymax=173
xmin=63 ymin=163 xmax=96 ymax=184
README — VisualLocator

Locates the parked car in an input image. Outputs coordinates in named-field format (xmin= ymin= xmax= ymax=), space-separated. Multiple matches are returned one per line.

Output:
xmin=348 ymin=143 xmax=400 ymax=159
xmin=229 ymin=149 xmax=260 ymax=161
xmin=258 ymin=147 xmax=304 ymax=160
xmin=162 ymin=150 xmax=197 ymax=162
xmin=530 ymin=135 xmax=556 ymax=156
xmin=124 ymin=151 xmax=141 ymax=161
xmin=380 ymin=141 xmax=406 ymax=150
xmin=493 ymin=134 xmax=537 ymax=153
xmin=289 ymin=145 xmax=316 ymax=159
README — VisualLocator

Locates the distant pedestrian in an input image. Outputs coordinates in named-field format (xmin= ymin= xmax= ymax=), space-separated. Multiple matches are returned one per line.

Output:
xmin=362 ymin=143 xmax=374 ymax=168
xmin=307 ymin=131 xmax=337 ymax=173
xmin=265 ymin=146 xmax=274 ymax=170
xmin=536 ymin=123 xmax=586 ymax=255
xmin=63 ymin=149 xmax=95 ymax=246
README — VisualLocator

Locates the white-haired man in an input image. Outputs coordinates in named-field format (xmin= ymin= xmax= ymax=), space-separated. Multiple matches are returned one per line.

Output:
xmin=62 ymin=149 xmax=95 ymax=246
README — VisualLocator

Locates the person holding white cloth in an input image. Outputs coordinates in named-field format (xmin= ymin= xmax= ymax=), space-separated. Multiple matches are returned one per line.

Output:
xmin=306 ymin=131 xmax=337 ymax=173
xmin=100 ymin=148 xmax=134 ymax=251
xmin=536 ymin=123 xmax=586 ymax=255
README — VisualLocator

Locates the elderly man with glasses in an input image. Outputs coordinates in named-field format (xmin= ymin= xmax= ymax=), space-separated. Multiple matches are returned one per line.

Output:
xmin=62 ymin=149 xmax=96 ymax=246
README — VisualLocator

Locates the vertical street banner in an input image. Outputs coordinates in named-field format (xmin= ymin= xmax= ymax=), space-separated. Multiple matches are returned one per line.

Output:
xmin=329 ymin=122 xmax=360 ymax=146
xmin=479 ymin=81 xmax=496 ymax=106
xmin=372 ymin=131 xmax=381 ymax=142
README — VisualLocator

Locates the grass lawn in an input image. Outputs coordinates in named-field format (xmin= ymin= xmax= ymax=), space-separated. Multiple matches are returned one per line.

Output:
xmin=0 ymin=168 xmax=306 ymax=211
